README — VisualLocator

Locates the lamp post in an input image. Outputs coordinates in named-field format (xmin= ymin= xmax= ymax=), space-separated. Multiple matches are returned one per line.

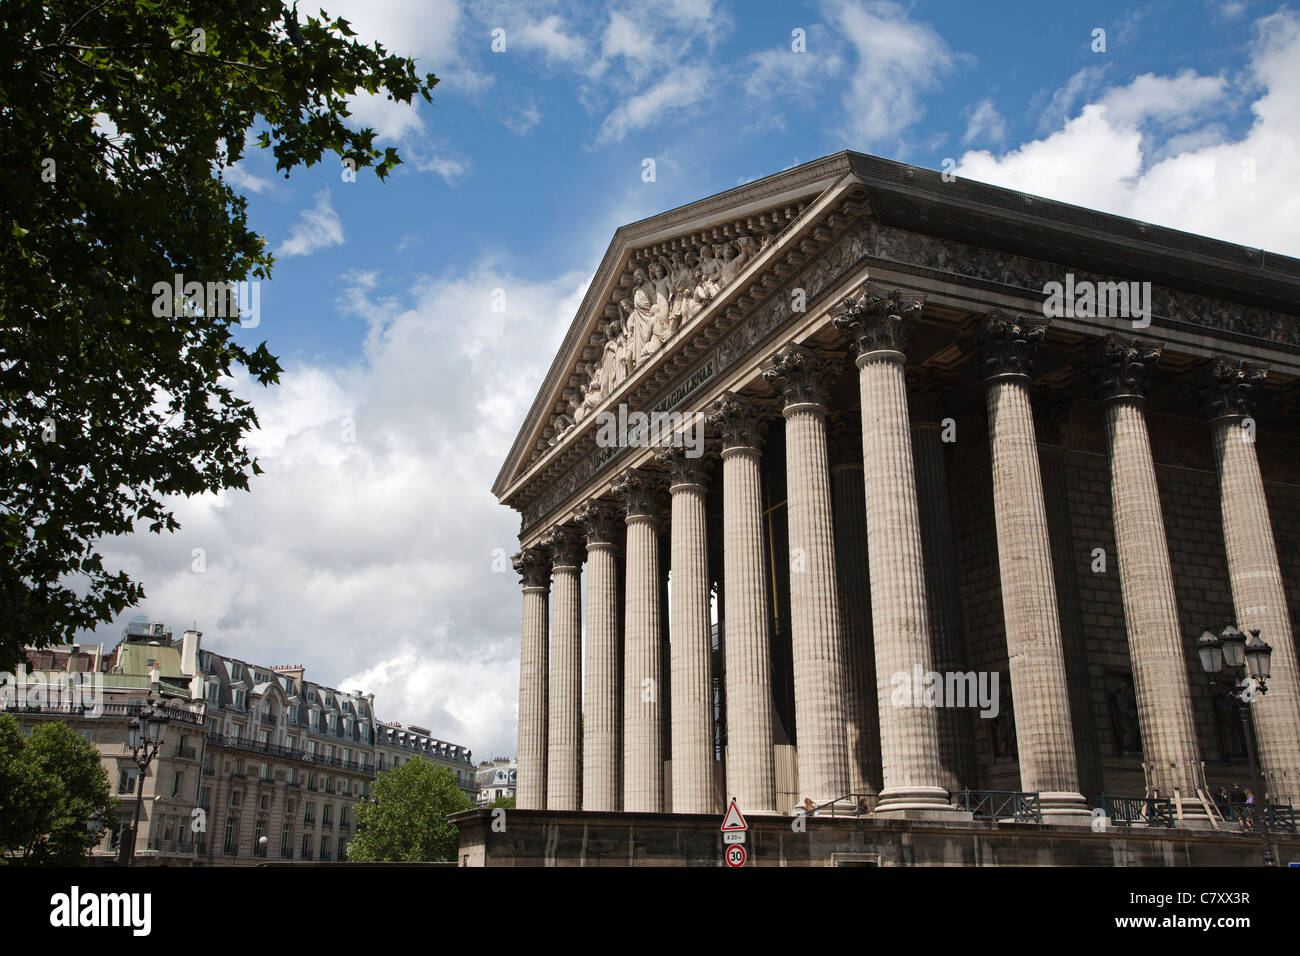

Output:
xmin=1197 ymin=624 xmax=1275 ymax=867
xmin=86 ymin=809 xmax=104 ymax=864
xmin=118 ymin=699 xmax=170 ymax=867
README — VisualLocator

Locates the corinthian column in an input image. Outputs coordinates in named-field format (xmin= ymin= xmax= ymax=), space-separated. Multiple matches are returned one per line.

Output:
xmin=961 ymin=310 xmax=1088 ymax=820
xmin=544 ymin=526 xmax=583 ymax=811
xmin=828 ymin=411 xmax=882 ymax=797
xmin=513 ymin=545 xmax=550 ymax=810
xmin=1090 ymin=337 xmax=1208 ymax=819
xmin=907 ymin=370 xmax=977 ymax=793
xmin=613 ymin=468 xmax=664 ymax=812
xmin=762 ymin=345 xmax=850 ymax=806
xmin=577 ymin=501 xmax=621 ymax=811
xmin=1202 ymin=358 xmax=1300 ymax=805
xmin=657 ymin=445 xmax=717 ymax=814
xmin=833 ymin=285 xmax=952 ymax=815
xmin=705 ymin=393 xmax=777 ymax=814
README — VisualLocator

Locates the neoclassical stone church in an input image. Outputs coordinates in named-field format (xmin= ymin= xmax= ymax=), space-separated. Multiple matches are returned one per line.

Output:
xmin=490 ymin=151 xmax=1300 ymax=839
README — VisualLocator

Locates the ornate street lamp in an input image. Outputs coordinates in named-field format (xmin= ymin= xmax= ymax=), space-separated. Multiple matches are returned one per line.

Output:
xmin=1198 ymin=624 xmax=1274 ymax=866
xmin=118 ymin=699 xmax=169 ymax=867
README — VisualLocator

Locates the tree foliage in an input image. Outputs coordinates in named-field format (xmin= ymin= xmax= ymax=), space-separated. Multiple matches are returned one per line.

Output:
xmin=348 ymin=758 xmax=472 ymax=863
xmin=0 ymin=714 xmax=118 ymax=864
xmin=0 ymin=0 xmax=438 ymax=669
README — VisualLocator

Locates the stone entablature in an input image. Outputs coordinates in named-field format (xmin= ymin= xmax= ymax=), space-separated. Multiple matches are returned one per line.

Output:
xmin=511 ymin=205 xmax=1299 ymax=538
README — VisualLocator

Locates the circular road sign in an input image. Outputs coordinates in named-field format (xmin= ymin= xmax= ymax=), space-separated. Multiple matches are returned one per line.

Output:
xmin=726 ymin=843 xmax=747 ymax=868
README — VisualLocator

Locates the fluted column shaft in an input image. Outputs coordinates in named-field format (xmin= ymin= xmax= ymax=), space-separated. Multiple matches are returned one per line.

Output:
xmin=1105 ymin=398 xmax=1207 ymax=810
xmin=546 ymin=533 xmax=582 ymax=810
xmin=514 ymin=548 xmax=550 ymax=810
xmin=763 ymin=346 xmax=851 ymax=806
xmin=855 ymin=354 xmax=949 ymax=810
xmin=667 ymin=473 xmax=716 ymax=813
xmin=985 ymin=377 xmax=1087 ymax=812
xmin=1206 ymin=362 xmax=1300 ymax=805
xmin=834 ymin=289 xmax=954 ymax=814
xmin=580 ymin=504 xmax=621 ymax=812
xmin=708 ymin=392 xmax=777 ymax=814
xmin=617 ymin=471 xmax=664 ymax=813
xmin=911 ymin=417 xmax=977 ymax=793
xmin=783 ymin=403 xmax=850 ymax=804
xmin=830 ymin=458 xmax=882 ymax=796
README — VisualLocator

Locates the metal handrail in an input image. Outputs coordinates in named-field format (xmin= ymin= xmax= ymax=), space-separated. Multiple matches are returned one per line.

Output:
xmin=1090 ymin=794 xmax=1174 ymax=827
xmin=800 ymin=792 xmax=881 ymax=817
xmin=956 ymin=789 xmax=1042 ymax=823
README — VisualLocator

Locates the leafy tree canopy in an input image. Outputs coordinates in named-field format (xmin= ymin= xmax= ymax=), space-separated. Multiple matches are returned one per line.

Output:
xmin=348 ymin=758 xmax=472 ymax=863
xmin=0 ymin=0 xmax=438 ymax=669
xmin=0 ymin=714 xmax=118 ymax=864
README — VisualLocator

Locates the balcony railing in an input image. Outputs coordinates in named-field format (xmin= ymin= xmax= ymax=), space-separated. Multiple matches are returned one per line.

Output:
xmin=3 ymin=700 xmax=205 ymax=726
xmin=173 ymin=745 xmax=197 ymax=760
xmin=1090 ymin=794 xmax=1173 ymax=827
xmin=956 ymin=789 xmax=1043 ymax=824
xmin=1217 ymin=803 xmax=1298 ymax=832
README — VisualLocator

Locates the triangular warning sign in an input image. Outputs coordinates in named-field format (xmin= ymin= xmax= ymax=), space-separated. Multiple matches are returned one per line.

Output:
xmin=721 ymin=798 xmax=748 ymax=831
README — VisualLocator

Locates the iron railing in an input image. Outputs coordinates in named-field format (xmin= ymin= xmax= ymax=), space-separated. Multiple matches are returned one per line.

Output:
xmin=1090 ymin=794 xmax=1173 ymax=827
xmin=956 ymin=789 xmax=1043 ymax=823
xmin=3 ymin=701 xmax=204 ymax=726
xmin=1218 ymin=803 xmax=1298 ymax=832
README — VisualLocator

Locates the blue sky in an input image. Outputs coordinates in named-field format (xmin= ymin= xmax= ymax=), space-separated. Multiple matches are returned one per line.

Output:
xmin=99 ymin=0 xmax=1300 ymax=762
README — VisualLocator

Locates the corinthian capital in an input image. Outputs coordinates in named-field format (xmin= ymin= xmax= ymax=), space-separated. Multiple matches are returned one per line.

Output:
xmin=761 ymin=344 xmax=840 ymax=410
xmin=575 ymin=500 xmax=620 ymax=547
xmin=654 ymin=444 xmax=712 ymax=488
xmin=832 ymin=282 xmax=924 ymax=358
xmin=611 ymin=468 xmax=662 ymax=520
xmin=705 ymin=391 xmax=768 ymax=451
xmin=512 ymin=546 xmax=551 ymax=589
xmin=959 ymin=309 xmax=1048 ymax=381
xmin=1089 ymin=335 xmax=1161 ymax=403
xmin=542 ymin=526 xmax=585 ymax=569
xmin=1201 ymin=357 xmax=1268 ymax=421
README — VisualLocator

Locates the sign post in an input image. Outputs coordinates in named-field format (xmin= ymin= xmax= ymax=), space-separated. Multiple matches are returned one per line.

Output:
xmin=722 ymin=797 xmax=749 ymax=866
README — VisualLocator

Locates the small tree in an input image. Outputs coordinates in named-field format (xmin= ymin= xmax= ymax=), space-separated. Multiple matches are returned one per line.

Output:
xmin=348 ymin=758 xmax=471 ymax=863
xmin=487 ymin=796 xmax=515 ymax=810
xmin=0 ymin=714 xmax=117 ymax=864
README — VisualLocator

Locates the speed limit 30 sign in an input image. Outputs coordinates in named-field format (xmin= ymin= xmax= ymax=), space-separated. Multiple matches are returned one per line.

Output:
xmin=726 ymin=843 xmax=747 ymax=868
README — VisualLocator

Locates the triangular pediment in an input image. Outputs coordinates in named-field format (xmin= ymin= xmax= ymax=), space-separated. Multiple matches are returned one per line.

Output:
xmin=493 ymin=153 xmax=863 ymax=501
